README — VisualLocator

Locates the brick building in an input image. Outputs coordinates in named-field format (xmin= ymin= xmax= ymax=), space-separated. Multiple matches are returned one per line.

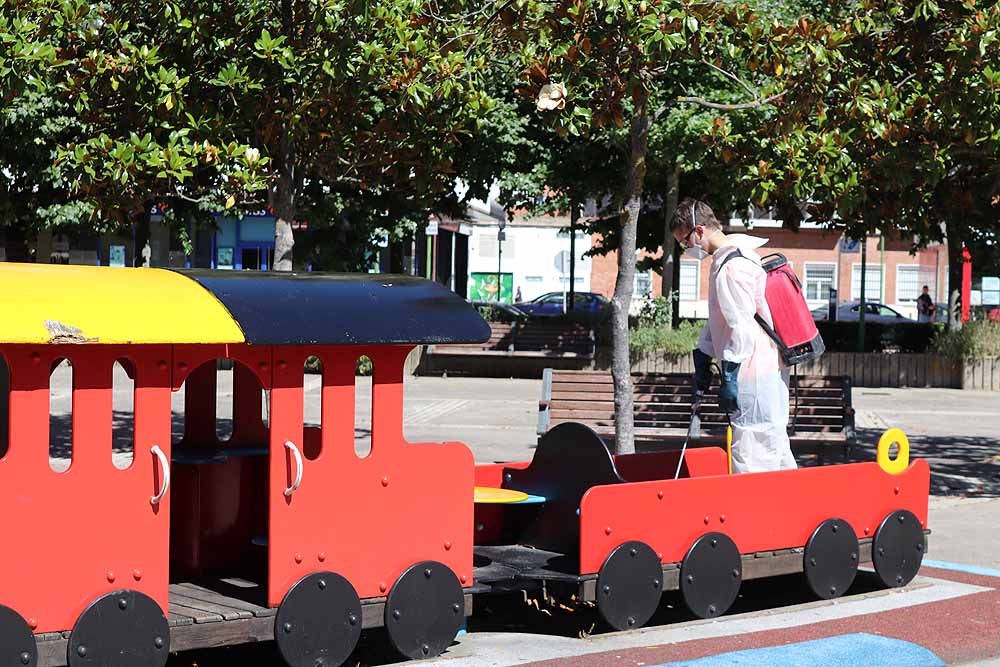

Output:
xmin=590 ymin=218 xmax=949 ymax=320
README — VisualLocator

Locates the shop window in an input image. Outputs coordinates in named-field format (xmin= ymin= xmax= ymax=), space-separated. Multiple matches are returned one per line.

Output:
xmin=112 ymin=359 xmax=135 ymax=470
xmin=896 ymin=265 xmax=920 ymax=304
xmin=49 ymin=358 xmax=72 ymax=472
xmin=851 ymin=264 xmax=883 ymax=302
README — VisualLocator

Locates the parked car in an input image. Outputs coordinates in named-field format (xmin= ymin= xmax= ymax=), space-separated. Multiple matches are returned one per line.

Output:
xmin=812 ymin=301 xmax=913 ymax=323
xmin=515 ymin=291 xmax=609 ymax=317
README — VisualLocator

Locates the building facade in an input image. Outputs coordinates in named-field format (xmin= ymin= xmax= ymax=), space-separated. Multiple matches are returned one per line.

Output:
xmin=590 ymin=218 xmax=949 ymax=321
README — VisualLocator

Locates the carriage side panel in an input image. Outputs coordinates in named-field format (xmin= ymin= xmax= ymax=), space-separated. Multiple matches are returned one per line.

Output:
xmin=268 ymin=345 xmax=475 ymax=606
xmin=578 ymin=459 xmax=930 ymax=574
xmin=0 ymin=345 xmax=172 ymax=634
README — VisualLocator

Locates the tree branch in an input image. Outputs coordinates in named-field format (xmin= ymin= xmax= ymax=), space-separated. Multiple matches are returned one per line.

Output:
xmin=676 ymin=89 xmax=787 ymax=111
xmin=701 ymin=59 xmax=758 ymax=98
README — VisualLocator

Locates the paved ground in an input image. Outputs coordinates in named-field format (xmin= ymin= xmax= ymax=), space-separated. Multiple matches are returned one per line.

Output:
xmin=39 ymin=370 xmax=1000 ymax=665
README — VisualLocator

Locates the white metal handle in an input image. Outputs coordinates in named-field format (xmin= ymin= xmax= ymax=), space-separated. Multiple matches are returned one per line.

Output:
xmin=284 ymin=440 xmax=303 ymax=497
xmin=150 ymin=445 xmax=170 ymax=505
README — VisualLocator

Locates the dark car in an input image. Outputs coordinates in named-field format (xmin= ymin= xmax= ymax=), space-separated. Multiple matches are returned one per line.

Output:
xmin=515 ymin=291 xmax=609 ymax=317
xmin=811 ymin=301 xmax=912 ymax=323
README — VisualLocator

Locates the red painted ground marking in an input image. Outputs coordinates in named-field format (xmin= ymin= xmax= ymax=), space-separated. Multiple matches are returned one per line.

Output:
xmin=523 ymin=568 xmax=999 ymax=667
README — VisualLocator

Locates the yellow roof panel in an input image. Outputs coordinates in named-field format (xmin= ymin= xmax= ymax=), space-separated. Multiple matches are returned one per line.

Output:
xmin=0 ymin=263 xmax=245 ymax=344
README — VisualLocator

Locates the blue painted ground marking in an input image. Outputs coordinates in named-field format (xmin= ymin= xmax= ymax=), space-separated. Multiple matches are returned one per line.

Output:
xmin=651 ymin=633 xmax=944 ymax=667
xmin=921 ymin=559 xmax=1000 ymax=579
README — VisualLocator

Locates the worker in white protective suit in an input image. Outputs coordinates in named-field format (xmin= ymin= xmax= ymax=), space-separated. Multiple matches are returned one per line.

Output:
xmin=670 ymin=198 xmax=797 ymax=473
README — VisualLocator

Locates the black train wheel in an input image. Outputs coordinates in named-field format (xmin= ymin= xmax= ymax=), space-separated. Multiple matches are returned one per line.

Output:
xmin=385 ymin=561 xmax=465 ymax=660
xmin=274 ymin=572 xmax=362 ymax=667
xmin=803 ymin=518 xmax=859 ymax=600
xmin=679 ymin=532 xmax=741 ymax=619
xmin=67 ymin=590 xmax=169 ymax=667
xmin=0 ymin=604 xmax=36 ymax=667
xmin=596 ymin=541 xmax=663 ymax=631
xmin=873 ymin=509 xmax=925 ymax=588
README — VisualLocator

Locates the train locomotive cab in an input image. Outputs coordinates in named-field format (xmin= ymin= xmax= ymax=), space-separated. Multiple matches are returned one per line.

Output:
xmin=0 ymin=264 xmax=490 ymax=667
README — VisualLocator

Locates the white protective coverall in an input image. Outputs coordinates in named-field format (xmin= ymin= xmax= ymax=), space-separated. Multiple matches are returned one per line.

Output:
xmin=697 ymin=235 xmax=797 ymax=473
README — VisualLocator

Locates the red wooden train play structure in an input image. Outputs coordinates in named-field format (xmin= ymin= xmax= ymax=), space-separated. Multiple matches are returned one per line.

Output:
xmin=0 ymin=264 xmax=929 ymax=667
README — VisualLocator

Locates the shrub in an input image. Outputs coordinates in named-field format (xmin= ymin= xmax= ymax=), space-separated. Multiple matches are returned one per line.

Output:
xmin=629 ymin=319 xmax=703 ymax=355
xmin=304 ymin=355 xmax=372 ymax=375
xmin=932 ymin=320 xmax=1000 ymax=360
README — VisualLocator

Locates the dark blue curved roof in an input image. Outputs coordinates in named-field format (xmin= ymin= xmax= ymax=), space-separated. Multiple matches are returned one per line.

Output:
xmin=174 ymin=270 xmax=491 ymax=346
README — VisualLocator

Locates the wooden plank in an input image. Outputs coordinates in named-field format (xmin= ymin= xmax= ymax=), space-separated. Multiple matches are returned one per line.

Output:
xmin=171 ymin=582 xmax=273 ymax=617
xmin=169 ymin=601 xmax=225 ymax=624
xmin=167 ymin=615 xmax=274 ymax=653
xmin=169 ymin=592 xmax=253 ymax=621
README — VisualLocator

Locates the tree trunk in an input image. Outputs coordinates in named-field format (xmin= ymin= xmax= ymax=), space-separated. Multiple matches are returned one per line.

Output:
xmin=272 ymin=0 xmax=296 ymax=272
xmin=272 ymin=124 xmax=296 ymax=271
xmin=611 ymin=91 xmax=650 ymax=456
xmin=945 ymin=219 xmax=964 ymax=330
xmin=660 ymin=163 xmax=681 ymax=328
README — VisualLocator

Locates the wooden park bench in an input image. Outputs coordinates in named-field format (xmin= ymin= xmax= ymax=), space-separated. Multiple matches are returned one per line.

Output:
xmin=421 ymin=321 xmax=597 ymax=377
xmin=536 ymin=369 xmax=857 ymax=462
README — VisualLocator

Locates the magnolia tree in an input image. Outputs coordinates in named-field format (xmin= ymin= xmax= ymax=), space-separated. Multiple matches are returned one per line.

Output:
xmin=3 ymin=1 xmax=494 ymax=267
xmin=714 ymin=0 xmax=1000 ymax=327
xmin=493 ymin=0 xmax=815 ymax=453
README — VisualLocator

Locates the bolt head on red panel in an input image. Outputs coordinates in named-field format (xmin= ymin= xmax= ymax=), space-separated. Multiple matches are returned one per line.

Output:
xmin=704 ymin=516 xmax=710 ymax=525
xmin=158 ymin=361 xmax=167 ymax=371
xmin=31 ymin=352 xmax=40 ymax=364
xmin=460 ymin=575 xmax=467 ymax=584
xmin=605 ymin=526 xmax=612 ymax=535
xmin=294 ymin=554 xmax=303 ymax=564
xmin=720 ymin=515 xmax=726 ymax=523
xmin=379 ymin=582 xmax=387 ymax=593
xmin=444 ymin=541 xmax=452 ymax=551
xmin=133 ymin=570 xmax=142 ymax=581
xmin=657 ymin=490 xmax=664 ymax=500
xmin=318 ymin=552 xmax=326 ymax=562
xmin=381 ymin=477 xmax=390 ymax=487
xmin=28 ymin=618 xmax=37 ymax=630
xmin=106 ymin=571 xmax=115 ymax=583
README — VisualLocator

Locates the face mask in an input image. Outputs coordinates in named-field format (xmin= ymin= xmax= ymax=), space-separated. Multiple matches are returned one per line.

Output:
xmin=685 ymin=245 xmax=709 ymax=260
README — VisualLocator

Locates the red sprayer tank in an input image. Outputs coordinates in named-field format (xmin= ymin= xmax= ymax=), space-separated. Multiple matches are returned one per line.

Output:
xmin=719 ymin=250 xmax=826 ymax=365
xmin=759 ymin=253 xmax=826 ymax=365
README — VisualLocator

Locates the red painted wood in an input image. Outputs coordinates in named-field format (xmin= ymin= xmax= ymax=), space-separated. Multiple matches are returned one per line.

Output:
xmin=169 ymin=345 xmax=271 ymax=576
xmin=0 ymin=345 xmax=172 ymax=633
xmin=267 ymin=345 xmax=474 ymax=606
xmin=579 ymin=458 xmax=929 ymax=574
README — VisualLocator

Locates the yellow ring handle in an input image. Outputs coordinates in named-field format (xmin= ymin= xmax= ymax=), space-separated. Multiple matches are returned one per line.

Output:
xmin=877 ymin=428 xmax=910 ymax=475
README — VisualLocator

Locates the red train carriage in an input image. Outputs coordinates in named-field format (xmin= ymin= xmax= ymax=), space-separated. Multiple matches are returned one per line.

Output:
xmin=0 ymin=264 xmax=488 ymax=667
xmin=473 ymin=422 xmax=928 ymax=630
xmin=0 ymin=263 xmax=930 ymax=667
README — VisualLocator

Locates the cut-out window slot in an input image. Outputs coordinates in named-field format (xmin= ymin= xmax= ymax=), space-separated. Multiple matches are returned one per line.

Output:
xmin=112 ymin=359 xmax=135 ymax=470
xmin=0 ymin=354 xmax=8 ymax=460
xmin=355 ymin=357 xmax=372 ymax=459
xmin=49 ymin=358 xmax=72 ymax=472
xmin=172 ymin=380 xmax=186 ymax=447
xmin=216 ymin=360 xmax=233 ymax=443
xmin=303 ymin=357 xmax=322 ymax=461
